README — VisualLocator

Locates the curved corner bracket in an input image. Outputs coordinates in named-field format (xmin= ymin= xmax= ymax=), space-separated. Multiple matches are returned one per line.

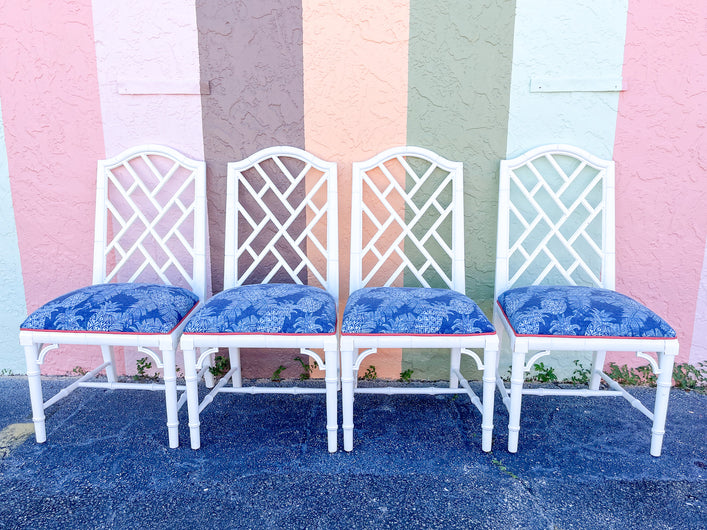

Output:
xmin=195 ymin=347 xmax=219 ymax=370
xmin=636 ymin=351 xmax=661 ymax=375
xmin=460 ymin=348 xmax=485 ymax=371
xmin=353 ymin=348 xmax=378 ymax=372
xmin=137 ymin=346 xmax=164 ymax=369
xmin=524 ymin=350 xmax=551 ymax=373
xmin=37 ymin=343 xmax=59 ymax=365
xmin=299 ymin=348 xmax=326 ymax=370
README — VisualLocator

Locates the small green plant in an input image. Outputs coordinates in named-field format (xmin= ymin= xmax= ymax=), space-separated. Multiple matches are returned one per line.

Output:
xmin=72 ymin=366 xmax=87 ymax=376
xmin=570 ymin=360 xmax=591 ymax=385
xmin=359 ymin=365 xmax=377 ymax=381
xmin=209 ymin=355 xmax=231 ymax=378
xmin=271 ymin=365 xmax=286 ymax=382
xmin=531 ymin=362 xmax=557 ymax=383
xmin=672 ymin=362 xmax=707 ymax=392
xmin=491 ymin=458 xmax=519 ymax=480
xmin=607 ymin=362 xmax=642 ymax=386
xmin=399 ymin=369 xmax=414 ymax=383
xmin=635 ymin=365 xmax=657 ymax=387
xmin=294 ymin=356 xmax=314 ymax=381
xmin=134 ymin=357 xmax=159 ymax=382
xmin=0 ymin=368 xmax=14 ymax=376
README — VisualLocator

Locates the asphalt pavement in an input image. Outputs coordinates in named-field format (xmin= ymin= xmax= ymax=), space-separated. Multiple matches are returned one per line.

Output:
xmin=0 ymin=376 xmax=705 ymax=529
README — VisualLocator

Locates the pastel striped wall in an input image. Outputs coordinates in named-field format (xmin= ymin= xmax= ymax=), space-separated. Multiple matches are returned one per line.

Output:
xmin=0 ymin=0 xmax=705 ymax=377
xmin=0 ymin=0 xmax=105 ymax=374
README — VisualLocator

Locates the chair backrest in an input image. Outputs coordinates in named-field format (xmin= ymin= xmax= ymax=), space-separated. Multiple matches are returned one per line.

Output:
xmin=350 ymin=146 xmax=465 ymax=293
xmin=495 ymin=144 xmax=615 ymax=299
xmin=93 ymin=145 xmax=208 ymax=301
xmin=225 ymin=146 xmax=338 ymax=301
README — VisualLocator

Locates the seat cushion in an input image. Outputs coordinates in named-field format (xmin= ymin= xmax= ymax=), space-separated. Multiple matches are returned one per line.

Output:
xmin=341 ymin=287 xmax=495 ymax=335
xmin=497 ymin=285 xmax=676 ymax=338
xmin=20 ymin=283 xmax=199 ymax=334
xmin=183 ymin=283 xmax=336 ymax=335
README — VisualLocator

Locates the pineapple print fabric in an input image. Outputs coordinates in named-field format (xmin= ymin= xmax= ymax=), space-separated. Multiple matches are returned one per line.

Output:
xmin=497 ymin=285 xmax=676 ymax=338
xmin=21 ymin=283 xmax=199 ymax=334
xmin=341 ymin=287 xmax=495 ymax=335
xmin=184 ymin=283 xmax=336 ymax=335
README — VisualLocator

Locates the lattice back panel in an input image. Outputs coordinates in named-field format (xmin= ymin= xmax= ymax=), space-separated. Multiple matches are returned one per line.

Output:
xmin=351 ymin=147 xmax=464 ymax=292
xmin=225 ymin=147 xmax=338 ymax=298
xmin=95 ymin=146 xmax=207 ymax=299
xmin=496 ymin=145 xmax=615 ymax=296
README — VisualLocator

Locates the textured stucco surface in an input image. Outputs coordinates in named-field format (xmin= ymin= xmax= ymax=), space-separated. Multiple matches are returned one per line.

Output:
xmin=303 ymin=0 xmax=409 ymax=378
xmin=197 ymin=0 xmax=306 ymax=377
xmin=505 ymin=0 xmax=627 ymax=160
xmin=0 ymin=0 xmax=106 ymax=374
xmin=0 ymin=98 xmax=27 ymax=373
xmin=91 ymin=0 xmax=204 ymax=160
xmin=91 ymin=0 xmax=205 ymax=374
xmin=404 ymin=0 xmax=515 ymax=379
xmin=614 ymin=0 xmax=707 ymax=368
xmin=501 ymin=0 xmax=628 ymax=378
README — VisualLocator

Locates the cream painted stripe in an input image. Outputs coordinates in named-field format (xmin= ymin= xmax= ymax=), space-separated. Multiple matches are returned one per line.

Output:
xmin=303 ymin=0 xmax=409 ymax=378
xmin=0 ymin=423 xmax=35 ymax=458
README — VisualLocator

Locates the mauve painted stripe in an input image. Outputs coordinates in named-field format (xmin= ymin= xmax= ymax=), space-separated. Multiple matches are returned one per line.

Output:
xmin=196 ymin=0 xmax=306 ymax=377
xmin=197 ymin=0 xmax=306 ymax=294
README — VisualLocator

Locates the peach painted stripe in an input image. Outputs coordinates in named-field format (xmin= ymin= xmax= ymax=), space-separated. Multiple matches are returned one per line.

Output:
xmin=614 ymin=0 xmax=707 ymax=365
xmin=0 ymin=0 xmax=106 ymax=374
xmin=303 ymin=0 xmax=409 ymax=378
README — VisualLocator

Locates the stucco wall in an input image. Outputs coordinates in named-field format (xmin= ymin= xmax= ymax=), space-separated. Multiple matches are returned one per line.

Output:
xmin=0 ymin=0 xmax=106 ymax=374
xmin=0 ymin=98 xmax=27 ymax=373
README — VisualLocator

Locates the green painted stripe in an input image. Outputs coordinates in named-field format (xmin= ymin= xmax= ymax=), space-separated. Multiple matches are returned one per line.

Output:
xmin=405 ymin=0 xmax=516 ymax=379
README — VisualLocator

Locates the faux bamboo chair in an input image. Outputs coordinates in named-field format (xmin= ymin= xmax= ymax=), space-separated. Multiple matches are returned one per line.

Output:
xmin=494 ymin=144 xmax=679 ymax=456
xmin=180 ymin=146 xmax=339 ymax=451
xmin=19 ymin=145 xmax=208 ymax=448
xmin=340 ymin=146 xmax=499 ymax=452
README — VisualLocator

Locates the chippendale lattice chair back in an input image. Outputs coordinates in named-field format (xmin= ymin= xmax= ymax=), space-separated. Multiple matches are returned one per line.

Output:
xmin=494 ymin=144 xmax=678 ymax=456
xmin=19 ymin=144 xmax=208 ymax=448
xmin=180 ymin=146 xmax=339 ymax=451
xmin=340 ymin=146 xmax=499 ymax=452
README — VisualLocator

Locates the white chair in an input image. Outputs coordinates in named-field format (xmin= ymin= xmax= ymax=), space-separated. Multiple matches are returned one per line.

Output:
xmin=494 ymin=144 xmax=679 ymax=456
xmin=19 ymin=145 xmax=208 ymax=448
xmin=180 ymin=146 xmax=339 ymax=451
xmin=340 ymin=146 xmax=499 ymax=452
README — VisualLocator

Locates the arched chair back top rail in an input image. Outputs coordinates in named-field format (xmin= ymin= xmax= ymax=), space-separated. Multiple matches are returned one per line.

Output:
xmin=19 ymin=145 xmax=209 ymax=448
xmin=340 ymin=146 xmax=499 ymax=453
xmin=180 ymin=146 xmax=340 ymax=452
xmin=493 ymin=144 xmax=679 ymax=456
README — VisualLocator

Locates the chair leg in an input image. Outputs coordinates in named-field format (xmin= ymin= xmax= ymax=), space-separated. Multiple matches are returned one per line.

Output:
xmin=324 ymin=348 xmax=338 ymax=453
xmin=183 ymin=347 xmax=201 ymax=450
xmin=341 ymin=347 xmax=355 ymax=452
xmin=650 ymin=350 xmax=676 ymax=457
xmin=100 ymin=345 xmax=117 ymax=384
xmin=162 ymin=348 xmax=179 ymax=448
xmin=507 ymin=350 xmax=526 ymax=453
xmin=229 ymin=347 xmax=242 ymax=388
xmin=481 ymin=347 xmax=498 ymax=452
xmin=590 ymin=350 xmax=607 ymax=390
xmin=449 ymin=347 xmax=461 ymax=389
xmin=24 ymin=343 xmax=46 ymax=443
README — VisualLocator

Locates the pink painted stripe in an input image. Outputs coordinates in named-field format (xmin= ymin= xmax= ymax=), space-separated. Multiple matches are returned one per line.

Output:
xmin=613 ymin=0 xmax=707 ymax=364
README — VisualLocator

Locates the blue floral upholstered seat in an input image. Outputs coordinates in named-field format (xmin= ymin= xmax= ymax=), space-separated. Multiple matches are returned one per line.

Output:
xmin=183 ymin=284 xmax=336 ymax=335
xmin=497 ymin=285 xmax=676 ymax=339
xmin=21 ymin=283 xmax=199 ymax=334
xmin=341 ymin=287 xmax=495 ymax=336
